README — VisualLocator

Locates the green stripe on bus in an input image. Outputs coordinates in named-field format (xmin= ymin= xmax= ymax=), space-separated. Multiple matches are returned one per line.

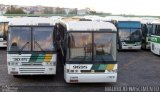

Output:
xmin=98 ymin=64 xmax=107 ymax=70
xmin=91 ymin=64 xmax=100 ymax=70
xmin=151 ymin=36 xmax=160 ymax=43
xmin=36 ymin=54 xmax=45 ymax=62
xmin=29 ymin=54 xmax=39 ymax=63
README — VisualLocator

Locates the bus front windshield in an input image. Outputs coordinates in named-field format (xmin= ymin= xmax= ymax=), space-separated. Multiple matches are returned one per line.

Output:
xmin=119 ymin=28 xmax=141 ymax=42
xmin=8 ymin=27 xmax=31 ymax=51
xmin=67 ymin=32 xmax=116 ymax=62
xmin=33 ymin=27 xmax=54 ymax=51
xmin=8 ymin=27 xmax=54 ymax=51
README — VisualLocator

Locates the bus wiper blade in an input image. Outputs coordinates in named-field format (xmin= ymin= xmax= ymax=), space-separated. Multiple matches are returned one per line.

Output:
xmin=20 ymin=42 xmax=30 ymax=51
xmin=34 ymin=41 xmax=44 ymax=51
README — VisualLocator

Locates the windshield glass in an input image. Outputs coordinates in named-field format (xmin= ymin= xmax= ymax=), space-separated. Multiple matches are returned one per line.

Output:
xmin=156 ymin=25 xmax=160 ymax=35
xmin=68 ymin=32 xmax=116 ymax=62
xmin=0 ymin=23 xmax=4 ymax=37
xmin=119 ymin=28 xmax=141 ymax=42
xmin=32 ymin=27 xmax=54 ymax=51
xmin=8 ymin=27 xmax=31 ymax=51
xmin=68 ymin=33 xmax=92 ymax=61
xmin=94 ymin=33 xmax=116 ymax=61
xmin=147 ymin=24 xmax=153 ymax=36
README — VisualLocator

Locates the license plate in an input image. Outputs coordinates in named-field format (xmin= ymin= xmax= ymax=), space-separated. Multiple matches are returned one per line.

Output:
xmin=128 ymin=47 xmax=132 ymax=49
xmin=70 ymin=80 xmax=78 ymax=83
xmin=11 ymin=71 xmax=18 ymax=75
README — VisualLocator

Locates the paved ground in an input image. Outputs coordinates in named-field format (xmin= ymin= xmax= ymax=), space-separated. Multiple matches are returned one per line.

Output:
xmin=0 ymin=48 xmax=160 ymax=92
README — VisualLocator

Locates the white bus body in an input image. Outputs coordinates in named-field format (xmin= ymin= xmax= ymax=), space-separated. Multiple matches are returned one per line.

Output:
xmin=7 ymin=17 xmax=57 ymax=75
xmin=57 ymin=21 xmax=118 ymax=83
xmin=150 ymin=20 xmax=160 ymax=55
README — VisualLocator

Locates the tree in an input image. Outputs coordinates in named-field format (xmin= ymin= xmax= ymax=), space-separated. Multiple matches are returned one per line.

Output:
xmin=69 ymin=8 xmax=77 ymax=14
xmin=5 ymin=6 xmax=26 ymax=14
xmin=43 ymin=7 xmax=53 ymax=14
xmin=55 ymin=7 xmax=66 ymax=14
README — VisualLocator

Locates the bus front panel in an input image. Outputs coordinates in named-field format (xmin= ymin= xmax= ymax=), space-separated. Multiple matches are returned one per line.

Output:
xmin=7 ymin=26 xmax=57 ymax=75
xmin=7 ymin=53 xmax=57 ymax=75
xmin=64 ymin=31 xmax=117 ymax=83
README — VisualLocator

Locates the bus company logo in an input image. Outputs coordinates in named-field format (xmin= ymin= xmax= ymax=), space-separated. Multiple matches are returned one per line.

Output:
xmin=73 ymin=65 xmax=88 ymax=69
xmin=13 ymin=58 xmax=28 ymax=62
xmin=151 ymin=37 xmax=157 ymax=42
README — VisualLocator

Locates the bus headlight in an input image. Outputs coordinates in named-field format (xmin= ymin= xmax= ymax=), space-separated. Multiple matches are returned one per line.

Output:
xmin=8 ymin=62 xmax=20 ymax=66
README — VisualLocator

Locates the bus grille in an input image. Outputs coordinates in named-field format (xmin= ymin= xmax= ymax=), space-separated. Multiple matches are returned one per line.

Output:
xmin=21 ymin=62 xmax=42 ymax=66
xmin=19 ymin=68 xmax=45 ymax=74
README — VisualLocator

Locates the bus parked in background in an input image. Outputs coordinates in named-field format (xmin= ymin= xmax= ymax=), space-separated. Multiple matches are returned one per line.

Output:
xmin=141 ymin=18 xmax=160 ymax=50
xmin=0 ymin=19 xmax=9 ymax=47
xmin=150 ymin=20 xmax=160 ymax=55
xmin=141 ymin=21 xmax=154 ymax=49
xmin=116 ymin=21 xmax=142 ymax=50
xmin=57 ymin=21 xmax=118 ymax=83
xmin=7 ymin=17 xmax=57 ymax=76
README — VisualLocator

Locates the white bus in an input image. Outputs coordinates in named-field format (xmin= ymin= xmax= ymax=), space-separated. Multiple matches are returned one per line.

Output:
xmin=0 ymin=19 xmax=9 ymax=47
xmin=7 ymin=17 xmax=57 ymax=76
xmin=150 ymin=20 xmax=160 ymax=55
xmin=57 ymin=21 xmax=118 ymax=83
xmin=140 ymin=18 xmax=160 ymax=49
xmin=116 ymin=21 xmax=142 ymax=50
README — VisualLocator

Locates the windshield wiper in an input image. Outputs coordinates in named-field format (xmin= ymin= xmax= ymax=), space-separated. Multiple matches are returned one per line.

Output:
xmin=20 ymin=42 xmax=30 ymax=51
xmin=34 ymin=41 xmax=44 ymax=51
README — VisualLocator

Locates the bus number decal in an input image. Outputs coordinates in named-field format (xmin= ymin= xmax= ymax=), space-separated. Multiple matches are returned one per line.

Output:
xmin=73 ymin=66 xmax=88 ymax=69
xmin=13 ymin=58 xmax=28 ymax=62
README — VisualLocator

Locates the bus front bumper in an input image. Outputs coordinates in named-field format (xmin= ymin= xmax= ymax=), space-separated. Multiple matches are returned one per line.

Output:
xmin=151 ymin=43 xmax=160 ymax=55
xmin=8 ymin=66 xmax=56 ymax=75
xmin=65 ymin=73 xmax=117 ymax=83
xmin=122 ymin=45 xmax=141 ymax=50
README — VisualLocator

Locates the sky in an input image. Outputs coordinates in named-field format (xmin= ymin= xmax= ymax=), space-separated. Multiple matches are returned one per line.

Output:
xmin=1 ymin=0 xmax=160 ymax=16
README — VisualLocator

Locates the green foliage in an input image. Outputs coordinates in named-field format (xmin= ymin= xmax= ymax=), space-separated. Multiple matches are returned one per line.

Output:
xmin=68 ymin=9 xmax=77 ymax=14
xmin=55 ymin=7 xmax=66 ymax=14
xmin=5 ymin=6 xmax=26 ymax=14
xmin=43 ymin=7 xmax=53 ymax=14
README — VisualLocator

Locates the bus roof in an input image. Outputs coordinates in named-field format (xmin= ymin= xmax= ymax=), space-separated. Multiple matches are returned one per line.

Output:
xmin=0 ymin=16 xmax=9 ymax=23
xmin=151 ymin=20 xmax=160 ymax=24
xmin=61 ymin=21 xmax=117 ymax=31
xmin=9 ymin=17 xmax=56 ymax=26
xmin=117 ymin=21 xmax=141 ymax=28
